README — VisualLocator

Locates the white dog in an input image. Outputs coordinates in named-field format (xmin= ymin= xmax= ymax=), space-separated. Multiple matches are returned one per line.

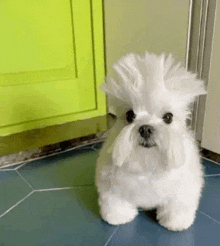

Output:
xmin=95 ymin=52 xmax=206 ymax=231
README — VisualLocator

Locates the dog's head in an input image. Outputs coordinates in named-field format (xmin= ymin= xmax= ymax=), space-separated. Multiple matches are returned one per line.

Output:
xmin=102 ymin=52 xmax=206 ymax=169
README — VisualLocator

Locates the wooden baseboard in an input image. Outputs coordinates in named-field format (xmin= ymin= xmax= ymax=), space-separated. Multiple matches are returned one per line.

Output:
xmin=201 ymin=148 xmax=220 ymax=165
xmin=0 ymin=115 xmax=108 ymax=156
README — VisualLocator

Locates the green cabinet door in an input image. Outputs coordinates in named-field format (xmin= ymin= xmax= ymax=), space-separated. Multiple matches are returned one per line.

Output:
xmin=0 ymin=0 xmax=106 ymax=135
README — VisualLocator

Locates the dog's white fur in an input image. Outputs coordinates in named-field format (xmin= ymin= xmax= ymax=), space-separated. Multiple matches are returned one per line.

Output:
xmin=95 ymin=52 xmax=206 ymax=231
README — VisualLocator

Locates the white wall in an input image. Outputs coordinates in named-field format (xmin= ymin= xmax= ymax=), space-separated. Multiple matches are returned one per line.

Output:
xmin=104 ymin=0 xmax=191 ymax=73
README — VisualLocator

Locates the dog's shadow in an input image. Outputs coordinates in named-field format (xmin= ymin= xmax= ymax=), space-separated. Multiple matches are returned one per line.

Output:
xmin=74 ymin=185 xmax=100 ymax=218
xmin=143 ymin=209 xmax=158 ymax=223
xmin=74 ymin=189 xmax=159 ymax=224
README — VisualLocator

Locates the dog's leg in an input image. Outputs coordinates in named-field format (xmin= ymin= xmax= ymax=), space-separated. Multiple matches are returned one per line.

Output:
xmin=98 ymin=192 xmax=138 ymax=225
xmin=156 ymin=198 xmax=200 ymax=231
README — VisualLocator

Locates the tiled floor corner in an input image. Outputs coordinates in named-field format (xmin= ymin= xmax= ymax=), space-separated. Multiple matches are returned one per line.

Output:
xmin=1 ymin=143 xmax=220 ymax=246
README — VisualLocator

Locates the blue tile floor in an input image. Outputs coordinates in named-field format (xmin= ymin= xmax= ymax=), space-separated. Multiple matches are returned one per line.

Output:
xmin=1 ymin=142 xmax=220 ymax=246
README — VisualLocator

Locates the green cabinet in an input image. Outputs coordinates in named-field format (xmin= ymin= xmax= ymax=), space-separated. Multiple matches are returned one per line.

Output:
xmin=0 ymin=0 xmax=106 ymax=135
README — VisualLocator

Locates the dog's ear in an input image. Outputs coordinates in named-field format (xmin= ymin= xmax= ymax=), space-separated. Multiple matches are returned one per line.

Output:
xmin=167 ymin=139 xmax=186 ymax=169
xmin=162 ymin=132 xmax=186 ymax=169
xmin=110 ymin=124 xmax=134 ymax=167
xmin=170 ymin=77 xmax=206 ymax=106
xmin=164 ymin=54 xmax=206 ymax=105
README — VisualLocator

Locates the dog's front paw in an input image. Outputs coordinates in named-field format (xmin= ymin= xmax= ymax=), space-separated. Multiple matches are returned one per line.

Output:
xmin=99 ymin=197 xmax=138 ymax=225
xmin=102 ymin=209 xmax=138 ymax=225
xmin=157 ymin=211 xmax=196 ymax=231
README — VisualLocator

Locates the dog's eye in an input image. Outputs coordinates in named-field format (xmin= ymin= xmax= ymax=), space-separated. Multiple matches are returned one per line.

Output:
xmin=163 ymin=112 xmax=173 ymax=124
xmin=126 ymin=109 xmax=136 ymax=123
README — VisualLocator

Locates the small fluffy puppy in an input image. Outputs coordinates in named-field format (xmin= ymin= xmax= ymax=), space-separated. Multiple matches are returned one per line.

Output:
xmin=95 ymin=52 xmax=206 ymax=231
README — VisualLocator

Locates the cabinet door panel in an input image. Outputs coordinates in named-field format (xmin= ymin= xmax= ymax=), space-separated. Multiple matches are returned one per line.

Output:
xmin=0 ymin=0 xmax=97 ymax=130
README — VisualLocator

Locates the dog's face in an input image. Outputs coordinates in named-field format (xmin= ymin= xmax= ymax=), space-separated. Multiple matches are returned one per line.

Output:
xmin=125 ymin=107 xmax=179 ymax=149
xmin=112 ymin=92 xmax=190 ymax=170
xmin=102 ymin=52 xmax=206 ymax=169
xmin=122 ymin=82 xmax=188 ymax=148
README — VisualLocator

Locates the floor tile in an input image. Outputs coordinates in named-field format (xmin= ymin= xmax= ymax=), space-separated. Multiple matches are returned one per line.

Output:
xmin=0 ymin=171 xmax=32 ymax=215
xmin=108 ymin=210 xmax=220 ymax=246
xmin=202 ymin=158 xmax=220 ymax=176
xmin=92 ymin=142 xmax=104 ymax=150
xmin=18 ymin=148 xmax=99 ymax=189
xmin=0 ymin=186 xmax=116 ymax=246
xmin=199 ymin=176 xmax=220 ymax=222
xmin=1 ymin=146 xmax=220 ymax=246
xmin=80 ymin=144 xmax=95 ymax=150
xmin=1 ymin=163 xmax=24 ymax=170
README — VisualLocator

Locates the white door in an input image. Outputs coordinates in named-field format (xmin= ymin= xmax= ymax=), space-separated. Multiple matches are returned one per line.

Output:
xmin=201 ymin=0 xmax=220 ymax=154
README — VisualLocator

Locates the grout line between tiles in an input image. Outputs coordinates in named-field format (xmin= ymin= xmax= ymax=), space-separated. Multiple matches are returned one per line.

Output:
xmin=16 ymin=170 xmax=34 ymax=190
xmin=104 ymin=226 xmax=119 ymax=246
xmin=92 ymin=145 xmax=100 ymax=151
xmin=0 ymin=191 xmax=35 ymax=218
xmin=0 ymin=169 xmax=15 ymax=172
xmin=199 ymin=211 xmax=220 ymax=225
xmin=205 ymin=174 xmax=220 ymax=177
xmin=35 ymin=187 xmax=74 ymax=192
xmin=0 ymin=161 xmax=28 ymax=170
xmin=0 ymin=185 xmax=83 ymax=218
xmin=35 ymin=184 xmax=95 ymax=192
xmin=15 ymin=162 xmax=28 ymax=170
xmin=202 ymin=156 xmax=220 ymax=166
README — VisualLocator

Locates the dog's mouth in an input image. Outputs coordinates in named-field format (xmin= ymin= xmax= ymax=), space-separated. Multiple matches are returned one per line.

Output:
xmin=139 ymin=140 xmax=157 ymax=148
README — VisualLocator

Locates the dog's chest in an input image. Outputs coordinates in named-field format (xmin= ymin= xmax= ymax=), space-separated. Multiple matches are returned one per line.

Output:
xmin=113 ymin=169 xmax=178 ymax=208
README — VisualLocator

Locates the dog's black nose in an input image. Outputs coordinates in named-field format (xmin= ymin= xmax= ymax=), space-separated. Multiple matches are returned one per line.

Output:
xmin=139 ymin=125 xmax=154 ymax=139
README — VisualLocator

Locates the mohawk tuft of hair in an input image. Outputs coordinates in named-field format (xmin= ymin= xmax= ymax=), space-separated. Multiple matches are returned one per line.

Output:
xmin=101 ymin=52 xmax=206 ymax=113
